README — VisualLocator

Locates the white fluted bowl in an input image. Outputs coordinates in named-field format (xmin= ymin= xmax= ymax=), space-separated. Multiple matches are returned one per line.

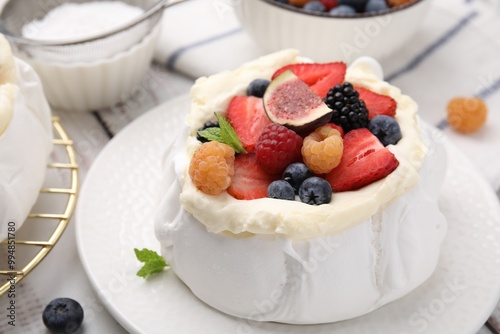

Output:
xmin=233 ymin=0 xmax=431 ymax=63
xmin=24 ymin=25 xmax=160 ymax=112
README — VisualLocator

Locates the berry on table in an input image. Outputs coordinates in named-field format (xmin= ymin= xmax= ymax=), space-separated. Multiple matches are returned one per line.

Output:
xmin=42 ymin=298 xmax=84 ymax=334
xmin=255 ymin=123 xmax=303 ymax=174
xmin=189 ymin=141 xmax=235 ymax=195
xmin=446 ymin=97 xmax=487 ymax=133
xmin=283 ymin=162 xmax=313 ymax=193
xmin=303 ymin=1 xmax=327 ymax=12
xmin=247 ymin=78 xmax=271 ymax=98
xmin=268 ymin=180 xmax=296 ymax=200
xmin=325 ymin=82 xmax=369 ymax=133
xmin=329 ymin=4 xmax=357 ymax=15
xmin=298 ymin=176 xmax=333 ymax=205
xmin=368 ymin=115 xmax=402 ymax=146
xmin=196 ymin=120 xmax=219 ymax=143
xmin=302 ymin=125 xmax=343 ymax=174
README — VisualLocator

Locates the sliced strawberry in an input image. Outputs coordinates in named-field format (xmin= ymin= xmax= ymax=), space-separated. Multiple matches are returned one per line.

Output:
xmin=227 ymin=153 xmax=278 ymax=200
xmin=356 ymin=87 xmax=397 ymax=120
xmin=325 ymin=128 xmax=399 ymax=192
xmin=272 ymin=62 xmax=346 ymax=98
xmin=227 ymin=96 xmax=272 ymax=153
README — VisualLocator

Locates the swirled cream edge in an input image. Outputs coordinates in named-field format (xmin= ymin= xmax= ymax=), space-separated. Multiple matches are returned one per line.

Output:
xmin=180 ymin=49 xmax=426 ymax=240
xmin=0 ymin=35 xmax=16 ymax=136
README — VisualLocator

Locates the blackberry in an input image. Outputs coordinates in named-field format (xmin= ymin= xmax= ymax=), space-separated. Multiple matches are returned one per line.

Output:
xmin=196 ymin=120 xmax=219 ymax=143
xmin=324 ymin=82 xmax=369 ymax=133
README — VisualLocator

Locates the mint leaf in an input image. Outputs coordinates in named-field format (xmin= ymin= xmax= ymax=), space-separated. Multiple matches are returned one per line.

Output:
xmin=134 ymin=248 xmax=168 ymax=278
xmin=198 ymin=127 xmax=223 ymax=142
xmin=215 ymin=113 xmax=247 ymax=154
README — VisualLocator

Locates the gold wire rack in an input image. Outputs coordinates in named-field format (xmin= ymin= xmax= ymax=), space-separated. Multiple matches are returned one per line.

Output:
xmin=0 ymin=117 xmax=78 ymax=296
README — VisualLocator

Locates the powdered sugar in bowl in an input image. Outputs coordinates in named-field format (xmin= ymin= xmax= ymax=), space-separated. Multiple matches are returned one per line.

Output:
xmin=0 ymin=0 xmax=181 ymax=112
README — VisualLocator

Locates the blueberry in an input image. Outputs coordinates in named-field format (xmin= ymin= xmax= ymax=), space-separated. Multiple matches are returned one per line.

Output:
xmin=337 ymin=0 xmax=367 ymax=11
xmin=197 ymin=120 xmax=219 ymax=143
xmin=329 ymin=4 xmax=357 ymax=15
xmin=364 ymin=0 xmax=388 ymax=12
xmin=268 ymin=180 xmax=296 ymax=200
xmin=283 ymin=163 xmax=313 ymax=193
xmin=303 ymin=1 xmax=326 ymax=12
xmin=368 ymin=115 xmax=402 ymax=146
xmin=43 ymin=298 xmax=84 ymax=334
xmin=247 ymin=79 xmax=271 ymax=98
xmin=298 ymin=177 xmax=332 ymax=205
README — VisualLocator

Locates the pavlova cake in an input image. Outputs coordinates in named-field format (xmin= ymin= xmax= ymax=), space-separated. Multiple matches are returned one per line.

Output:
xmin=155 ymin=49 xmax=447 ymax=324
xmin=0 ymin=35 xmax=53 ymax=240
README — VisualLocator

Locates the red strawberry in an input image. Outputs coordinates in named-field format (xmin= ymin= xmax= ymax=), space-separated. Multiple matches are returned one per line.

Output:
xmin=324 ymin=123 xmax=344 ymax=137
xmin=227 ymin=96 xmax=272 ymax=153
xmin=227 ymin=153 xmax=278 ymax=200
xmin=356 ymin=87 xmax=397 ymax=120
xmin=272 ymin=62 xmax=346 ymax=98
xmin=255 ymin=124 xmax=303 ymax=174
xmin=319 ymin=0 xmax=338 ymax=10
xmin=325 ymin=128 xmax=399 ymax=192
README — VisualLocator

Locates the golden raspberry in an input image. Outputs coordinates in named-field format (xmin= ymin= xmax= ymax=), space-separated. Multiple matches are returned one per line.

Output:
xmin=289 ymin=0 xmax=309 ymax=7
xmin=446 ymin=97 xmax=487 ymax=134
xmin=387 ymin=0 xmax=415 ymax=7
xmin=302 ymin=126 xmax=343 ymax=174
xmin=189 ymin=141 xmax=235 ymax=195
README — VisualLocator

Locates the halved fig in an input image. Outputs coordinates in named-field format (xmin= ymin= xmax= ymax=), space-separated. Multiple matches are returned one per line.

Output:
xmin=263 ymin=70 xmax=333 ymax=133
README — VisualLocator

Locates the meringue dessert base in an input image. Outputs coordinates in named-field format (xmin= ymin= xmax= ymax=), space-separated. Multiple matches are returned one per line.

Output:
xmin=0 ymin=57 xmax=53 ymax=240
xmin=155 ymin=126 xmax=447 ymax=324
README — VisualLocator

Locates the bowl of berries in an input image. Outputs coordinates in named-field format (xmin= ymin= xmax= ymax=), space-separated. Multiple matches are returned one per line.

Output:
xmin=232 ymin=0 xmax=431 ymax=63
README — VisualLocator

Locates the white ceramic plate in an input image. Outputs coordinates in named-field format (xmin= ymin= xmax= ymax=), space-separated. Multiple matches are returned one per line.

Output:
xmin=76 ymin=94 xmax=500 ymax=334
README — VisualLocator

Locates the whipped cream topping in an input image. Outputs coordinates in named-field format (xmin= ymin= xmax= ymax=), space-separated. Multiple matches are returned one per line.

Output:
xmin=180 ymin=49 xmax=427 ymax=240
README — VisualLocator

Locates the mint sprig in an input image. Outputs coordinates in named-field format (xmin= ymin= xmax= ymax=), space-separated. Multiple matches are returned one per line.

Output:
xmin=197 ymin=113 xmax=247 ymax=154
xmin=134 ymin=248 xmax=168 ymax=278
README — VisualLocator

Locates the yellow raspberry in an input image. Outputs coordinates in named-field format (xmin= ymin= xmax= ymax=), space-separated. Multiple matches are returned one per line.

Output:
xmin=189 ymin=141 xmax=235 ymax=195
xmin=302 ymin=125 xmax=343 ymax=174
xmin=387 ymin=0 xmax=415 ymax=7
xmin=446 ymin=97 xmax=487 ymax=134
xmin=289 ymin=0 xmax=310 ymax=7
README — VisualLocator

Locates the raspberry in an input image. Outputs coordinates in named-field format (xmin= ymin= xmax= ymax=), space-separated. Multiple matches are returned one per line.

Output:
xmin=446 ymin=97 xmax=487 ymax=134
xmin=302 ymin=125 xmax=343 ymax=174
xmin=189 ymin=141 xmax=235 ymax=195
xmin=255 ymin=123 xmax=303 ymax=174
